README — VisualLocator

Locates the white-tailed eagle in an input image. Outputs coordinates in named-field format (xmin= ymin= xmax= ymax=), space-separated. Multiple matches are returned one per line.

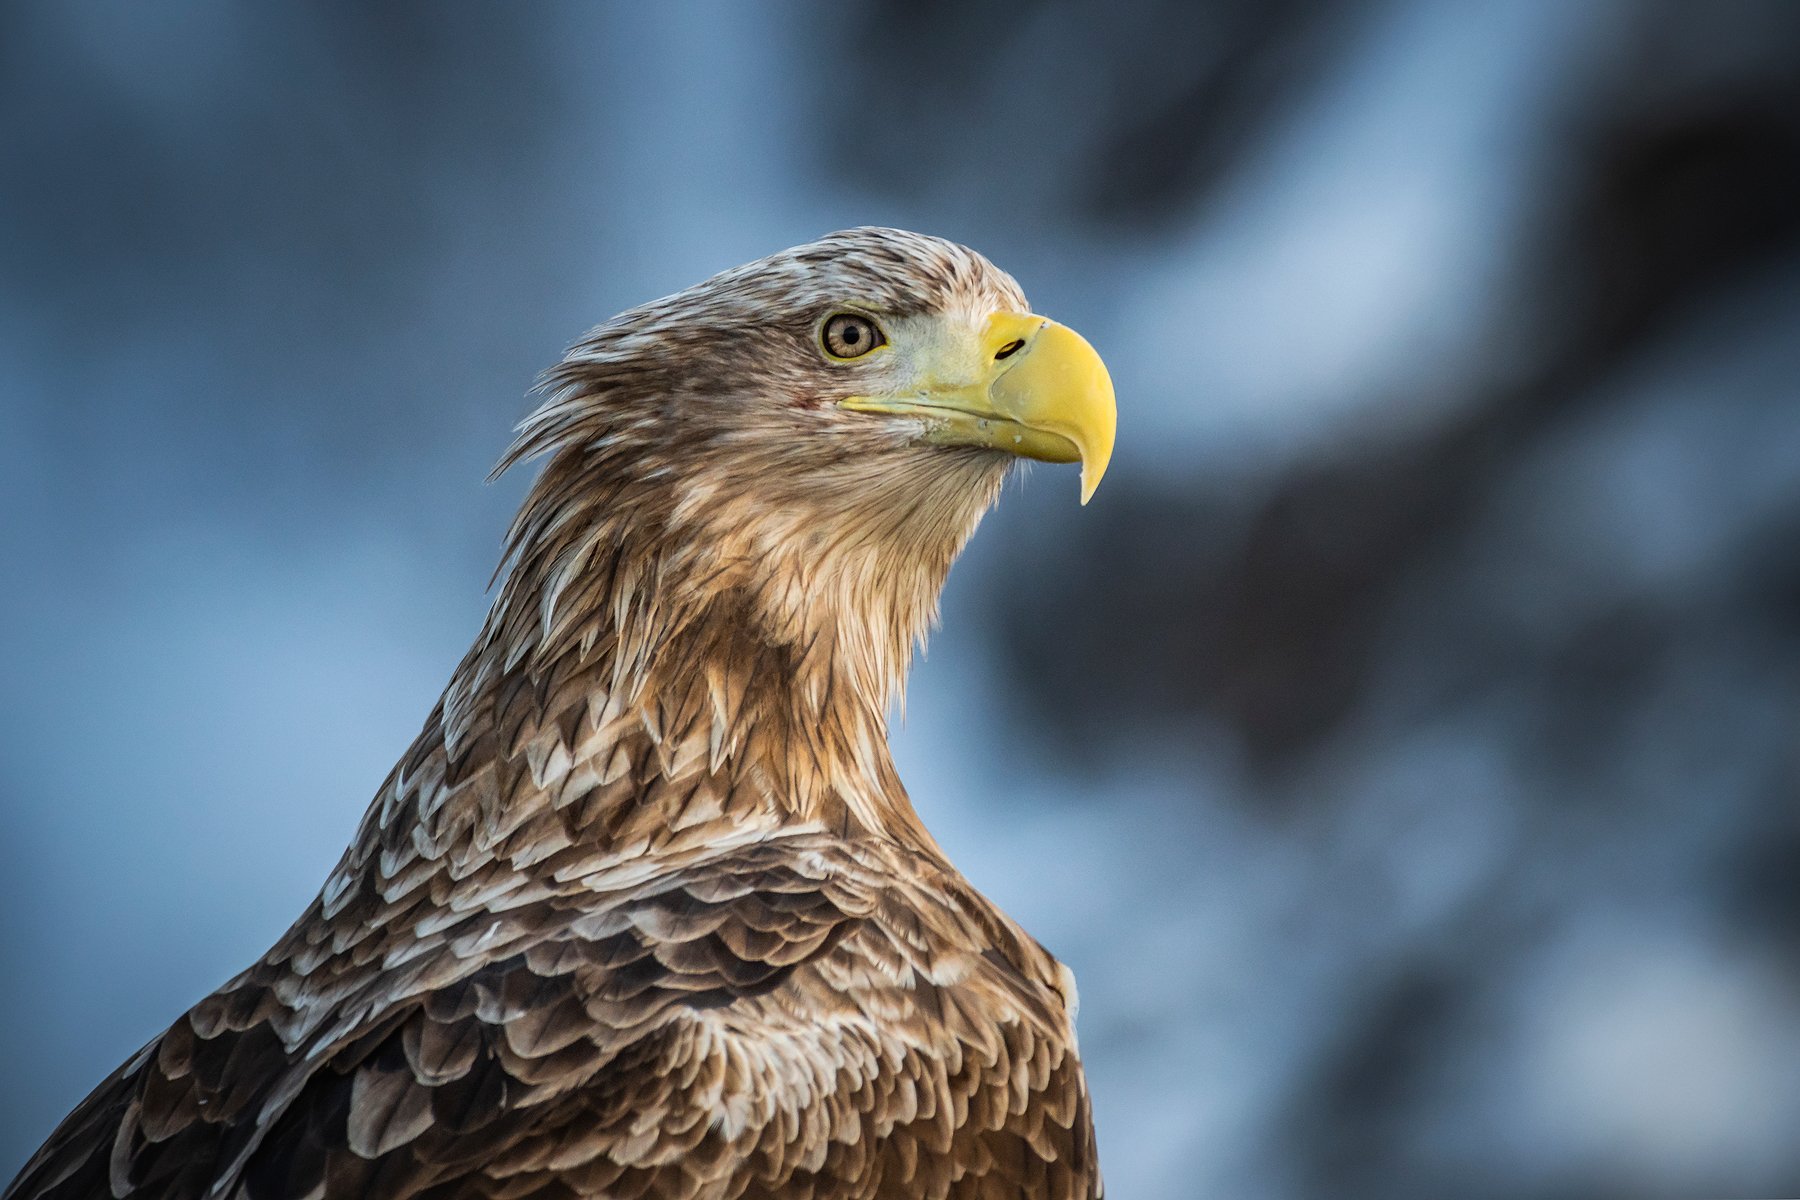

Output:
xmin=8 ymin=227 xmax=1116 ymax=1200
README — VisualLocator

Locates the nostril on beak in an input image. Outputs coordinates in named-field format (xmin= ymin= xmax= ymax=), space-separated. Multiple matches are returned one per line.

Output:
xmin=994 ymin=339 xmax=1025 ymax=361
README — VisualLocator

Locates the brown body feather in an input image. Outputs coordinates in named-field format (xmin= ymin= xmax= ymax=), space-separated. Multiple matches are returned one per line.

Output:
xmin=7 ymin=229 xmax=1102 ymax=1200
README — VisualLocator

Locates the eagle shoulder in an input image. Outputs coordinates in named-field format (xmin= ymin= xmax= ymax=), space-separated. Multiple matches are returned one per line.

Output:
xmin=7 ymin=835 xmax=1098 ymax=1200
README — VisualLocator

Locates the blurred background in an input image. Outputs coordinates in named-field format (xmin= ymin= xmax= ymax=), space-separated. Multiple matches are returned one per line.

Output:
xmin=3 ymin=2 xmax=1799 ymax=1196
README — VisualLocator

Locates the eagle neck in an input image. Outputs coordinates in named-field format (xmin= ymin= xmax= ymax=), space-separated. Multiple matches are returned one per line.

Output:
xmin=385 ymin=408 xmax=1012 ymax=879
xmin=432 ymin=482 xmax=971 ymax=861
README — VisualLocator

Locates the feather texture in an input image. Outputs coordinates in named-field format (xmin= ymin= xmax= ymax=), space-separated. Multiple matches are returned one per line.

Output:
xmin=7 ymin=228 xmax=1101 ymax=1200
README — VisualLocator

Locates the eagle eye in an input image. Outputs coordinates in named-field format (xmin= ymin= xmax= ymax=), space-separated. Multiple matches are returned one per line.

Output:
xmin=821 ymin=313 xmax=886 ymax=360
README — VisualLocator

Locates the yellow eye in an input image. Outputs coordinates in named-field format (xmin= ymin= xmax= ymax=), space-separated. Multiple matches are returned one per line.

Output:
xmin=821 ymin=313 xmax=886 ymax=360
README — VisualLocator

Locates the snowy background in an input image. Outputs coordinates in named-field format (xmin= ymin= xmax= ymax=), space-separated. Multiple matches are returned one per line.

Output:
xmin=4 ymin=3 xmax=1800 ymax=1197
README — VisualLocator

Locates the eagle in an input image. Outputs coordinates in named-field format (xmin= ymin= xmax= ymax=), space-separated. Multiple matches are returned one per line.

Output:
xmin=8 ymin=228 xmax=1116 ymax=1200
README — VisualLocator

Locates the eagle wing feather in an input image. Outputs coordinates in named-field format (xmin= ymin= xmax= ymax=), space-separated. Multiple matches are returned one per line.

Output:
xmin=9 ymin=838 xmax=1097 ymax=1200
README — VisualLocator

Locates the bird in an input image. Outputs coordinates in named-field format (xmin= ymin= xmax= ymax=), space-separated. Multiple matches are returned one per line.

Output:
xmin=7 ymin=227 xmax=1116 ymax=1200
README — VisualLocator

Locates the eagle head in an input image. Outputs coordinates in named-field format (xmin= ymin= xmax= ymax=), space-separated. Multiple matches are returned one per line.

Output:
xmin=490 ymin=227 xmax=1115 ymax=717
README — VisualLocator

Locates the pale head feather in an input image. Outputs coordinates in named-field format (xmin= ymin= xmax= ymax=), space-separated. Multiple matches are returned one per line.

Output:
xmin=483 ymin=228 xmax=1030 ymax=745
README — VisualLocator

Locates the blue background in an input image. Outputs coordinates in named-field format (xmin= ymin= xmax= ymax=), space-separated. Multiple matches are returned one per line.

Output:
xmin=5 ymin=4 xmax=1800 ymax=1197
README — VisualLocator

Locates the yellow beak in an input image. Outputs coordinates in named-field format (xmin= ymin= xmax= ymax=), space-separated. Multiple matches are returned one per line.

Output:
xmin=839 ymin=312 xmax=1116 ymax=504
